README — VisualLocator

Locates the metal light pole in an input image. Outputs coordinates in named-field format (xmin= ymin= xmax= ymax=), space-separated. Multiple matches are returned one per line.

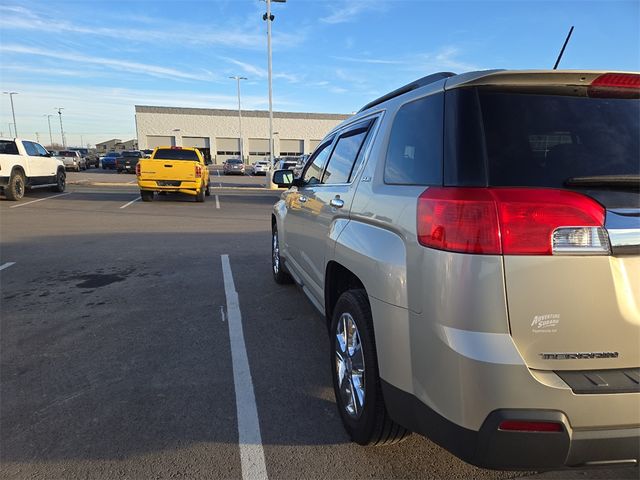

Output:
xmin=3 ymin=92 xmax=18 ymax=137
xmin=229 ymin=76 xmax=247 ymax=163
xmin=263 ymin=0 xmax=286 ymax=163
xmin=44 ymin=114 xmax=54 ymax=146
xmin=56 ymin=107 xmax=66 ymax=148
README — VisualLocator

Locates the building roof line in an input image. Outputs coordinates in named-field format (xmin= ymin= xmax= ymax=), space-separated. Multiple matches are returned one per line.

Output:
xmin=135 ymin=105 xmax=351 ymax=121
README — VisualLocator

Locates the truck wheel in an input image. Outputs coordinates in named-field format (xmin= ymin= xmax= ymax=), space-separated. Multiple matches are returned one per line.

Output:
xmin=5 ymin=170 xmax=26 ymax=201
xmin=52 ymin=170 xmax=66 ymax=192
xmin=205 ymin=182 xmax=211 ymax=196
xmin=140 ymin=190 xmax=154 ymax=202
xmin=271 ymin=224 xmax=293 ymax=284
xmin=196 ymin=186 xmax=205 ymax=202
xmin=330 ymin=289 xmax=410 ymax=446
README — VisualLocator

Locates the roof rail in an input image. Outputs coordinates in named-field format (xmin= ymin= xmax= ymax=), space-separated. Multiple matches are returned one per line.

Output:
xmin=357 ymin=72 xmax=456 ymax=113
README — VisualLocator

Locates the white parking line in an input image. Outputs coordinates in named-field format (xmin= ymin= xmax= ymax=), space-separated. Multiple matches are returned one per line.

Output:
xmin=215 ymin=195 xmax=220 ymax=209
xmin=119 ymin=196 xmax=141 ymax=209
xmin=221 ymin=255 xmax=268 ymax=480
xmin=216 ymin=169 xmax=221 ymax=177
xmin=0 ymin=262 xmax=16 ymax=271
xmin=9 ymin=192 xmax=71 ymax=209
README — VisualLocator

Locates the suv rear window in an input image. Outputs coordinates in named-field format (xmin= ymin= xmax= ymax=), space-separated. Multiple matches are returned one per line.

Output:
xmin=153 ymin=149 xmax=199 ymax=161
xmin=445 ymin=88 xmax=640 ymax=187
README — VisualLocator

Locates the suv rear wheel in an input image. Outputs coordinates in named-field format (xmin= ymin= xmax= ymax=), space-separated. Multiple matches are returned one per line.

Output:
xmin=271 ymin=224 xmax=293 ymax=284
xmin=5 ymin=170 xmax=25 ymax=201
xmin=330 ymin=289 xmax=409 ymax=446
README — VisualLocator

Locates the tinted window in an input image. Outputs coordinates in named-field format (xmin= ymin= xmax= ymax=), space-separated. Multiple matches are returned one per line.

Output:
xmin=0 ymin=140 xmax=19 ymax=155
xmin=153 ymin=149 xmax=199 ymax=161
xmin=478 ymin=92 xmax=640 ymax=186
xmin=322 ymin=124 xmax=371 ymax=184
xmin=303 ymin=139 xmax=333 ymax=185
xmin=122 ymin=151 xmax=142 ymax=158
xmin=385 ymin=93 xmax=443 ymax=185
xmin=105 ymin=152 xmax=121 ymax=158
xmin=23 ymin=141 xmax=39 ymax=157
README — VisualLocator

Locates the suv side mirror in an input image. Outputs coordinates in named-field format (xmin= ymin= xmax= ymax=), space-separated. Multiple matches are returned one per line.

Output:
xmin=273 ymin=169 xmax=295 ymax=187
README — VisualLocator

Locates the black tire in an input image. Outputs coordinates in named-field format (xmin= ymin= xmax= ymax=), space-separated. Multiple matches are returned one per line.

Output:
xmin=5 ymin=170 xmax=26 ymax=201
xmin=52 ymin=170 xmax=66 ymax=192
xmin=140 ymin=190 xmax=154 ymax=202
xmin=205 ymin=181 xmax=211 ymax=196
xmin=271 ymin=224 xmax=293 ymax=284
xmin=330 ymin=289 xmax=410 ymax=446
xmin=196 ymin=186 xmax=205 ymax=202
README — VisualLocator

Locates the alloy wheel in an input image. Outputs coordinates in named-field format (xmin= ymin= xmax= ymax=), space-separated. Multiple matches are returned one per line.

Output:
xmin=335 ymin=313 xmax=365 ymax=418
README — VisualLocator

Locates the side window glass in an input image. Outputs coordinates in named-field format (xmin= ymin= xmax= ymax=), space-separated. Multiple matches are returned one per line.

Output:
xmin=303 ymin=138 xmax=333 ymax=185
xmin=385 ymin=93 xmax=444 ymax=185
xmin=23 ymin=141 xmax=39 ymax=157
xmin=34 ymin=143 xmax=49 ymax=156
xmin=322 ymin=122 xmax=371 ymax=184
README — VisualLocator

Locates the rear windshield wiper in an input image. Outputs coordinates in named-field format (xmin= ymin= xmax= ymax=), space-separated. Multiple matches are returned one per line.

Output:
xmin=564 ymin=175 xmax=640 ymax=188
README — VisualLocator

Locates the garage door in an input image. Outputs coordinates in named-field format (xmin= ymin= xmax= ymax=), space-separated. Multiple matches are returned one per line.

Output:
xmin=146 ymin=136 xmax=175 ymax=148
xmin=309 ymin=140 xmax=322 ymax=153
xmin=280 ymin=139 xmax=303 ymax=157
xmin=249 ymin=138 xmax=270 ymax=163
xmin=183 ymin=137 xmax=210 ymax=148
xmin=216 ymin=137 xmax=240 ymax=164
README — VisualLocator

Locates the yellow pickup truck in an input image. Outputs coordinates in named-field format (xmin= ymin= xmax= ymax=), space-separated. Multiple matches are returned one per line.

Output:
xmin=136 ymin=147 xmax=211 ymax=202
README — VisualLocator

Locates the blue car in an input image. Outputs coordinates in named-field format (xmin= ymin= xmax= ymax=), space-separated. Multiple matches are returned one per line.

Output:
xmin=101 ymin=151 xmax=122 ymax=170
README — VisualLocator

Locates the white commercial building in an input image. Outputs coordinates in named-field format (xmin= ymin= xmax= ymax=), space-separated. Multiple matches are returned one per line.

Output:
xmin=135 ymin=106 xmax=351 ymax=164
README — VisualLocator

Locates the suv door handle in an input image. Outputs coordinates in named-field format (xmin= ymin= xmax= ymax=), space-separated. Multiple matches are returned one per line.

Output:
xmin=299 ymin=195 xmax=308 ymax=203
xmin=330 ymin=197 xmax=344 ymax=209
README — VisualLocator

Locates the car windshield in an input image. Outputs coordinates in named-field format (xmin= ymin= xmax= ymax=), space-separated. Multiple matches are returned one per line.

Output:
xmin=478 ymin=92 xmax=640 ymax=187
xmin=122 ymin=151 xmax=142 ymax=158
xmin=227 ymin=159 xmax=242 ymax=164
xmin=105 ymin=152 xmax=121 ymax=157
xmin=59 ymin=151 xmax=77 ymax=157
xmin=153 ymin=148 xmax=199 ymax=161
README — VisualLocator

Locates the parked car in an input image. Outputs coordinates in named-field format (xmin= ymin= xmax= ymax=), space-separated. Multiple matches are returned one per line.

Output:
xmin=69 ymin=147 xmax=98 ymax=168
xmin=116 ymin=150 xmax=143 ymax=174
xmin=251 ymin=160 xmax=270 ymax=175
xmin=58 ymin=150 xmax=87 ymax=171
xmin=137 ymin=146 xmax=211 ymax=202
xmin=101 ymin=151 xmax=121 ymax=170
xmin=270 ymin=70 xmax=640 ymax=470
xmin=141 ymin=149 xmax=153 ymax=158
xmin=0 ymin=138 xmax=65 ymax=200
xmin=223 ymin=158 xmax=245 ymax=175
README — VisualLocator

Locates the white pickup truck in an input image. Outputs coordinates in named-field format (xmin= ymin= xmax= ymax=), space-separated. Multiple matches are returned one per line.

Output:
xmin=0 ymin=138 xmax=66 ymax=200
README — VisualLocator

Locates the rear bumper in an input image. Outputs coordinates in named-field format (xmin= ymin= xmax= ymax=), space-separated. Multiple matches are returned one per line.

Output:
xmin=138 ymin=179 xmax=201 ymax=194
xmin=382 ymin=380 xmax=639 ymax=470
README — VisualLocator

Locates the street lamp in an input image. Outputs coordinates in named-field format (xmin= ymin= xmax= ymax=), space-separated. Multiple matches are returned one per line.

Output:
xmin=55 ymin=107 xmax=66 ymax=148
xmin=229 ymin=76 xmax=247 ymax=163
xmin=262 ymin=0 xmax=286 ymax=163
xmin=3 ymin=92 xmax=18 ymax=137
xmin=44 ymin=114 xmax=54 ymax=146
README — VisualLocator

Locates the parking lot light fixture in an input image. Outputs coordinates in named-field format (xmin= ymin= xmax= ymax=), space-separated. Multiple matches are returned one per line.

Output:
xmin=44 ymin=114 xmax=54 ymax=146
xmin=229 ymin=76 xmax=248 ymax=163
xmin=56 ymin=107 xmax=66 ymax=148
xmin=3 ymin=92 xmax=19 ymax=137
xmin=263 ymin=0 xmax=286 ymax=164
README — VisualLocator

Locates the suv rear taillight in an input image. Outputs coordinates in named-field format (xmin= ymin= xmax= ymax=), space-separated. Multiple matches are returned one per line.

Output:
xmin=135 ymin=163 xmax=141 ymax=176
xmin=195 ymin=164 xmax=203 ymax=178
xmin=588 ymin=73 xmax=640 ymax=98
xmin=417 ymin=188 xmax=609 ymax=256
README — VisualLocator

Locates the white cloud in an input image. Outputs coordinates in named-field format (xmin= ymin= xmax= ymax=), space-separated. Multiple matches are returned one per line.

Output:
xmin=332 ymin=56 xmax=404 ymax=65
xmin=0 ymin=4 xmax=303 ymax=51
xmin=1 ymin=44 xmax=217 ymax=82
xmin=321 ymin=0 xmax=387 ymax=24
xmin=220 ymin=57 xmax=302 ymax=83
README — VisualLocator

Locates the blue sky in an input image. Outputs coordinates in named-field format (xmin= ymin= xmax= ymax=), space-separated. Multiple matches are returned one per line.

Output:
xmin=1 ymin=0 xmax=638 ymax=147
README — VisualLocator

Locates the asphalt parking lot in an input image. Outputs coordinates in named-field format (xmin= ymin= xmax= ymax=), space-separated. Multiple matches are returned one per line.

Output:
xmin=0 ymin=171 xmax=637 ymax=480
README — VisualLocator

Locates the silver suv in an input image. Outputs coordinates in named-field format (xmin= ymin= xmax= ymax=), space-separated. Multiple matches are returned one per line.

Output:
xmin=271 ymin=70 xmax=639 ymax=470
